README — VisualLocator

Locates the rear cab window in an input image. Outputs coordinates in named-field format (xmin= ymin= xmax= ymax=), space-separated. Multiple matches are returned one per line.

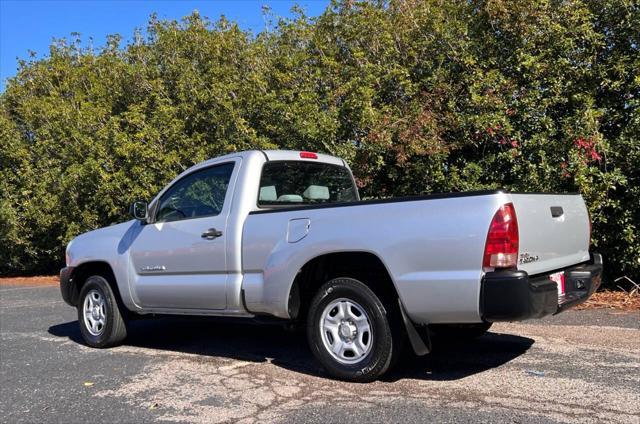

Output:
xmin=258 ymin=161 xmax=359 ymax=208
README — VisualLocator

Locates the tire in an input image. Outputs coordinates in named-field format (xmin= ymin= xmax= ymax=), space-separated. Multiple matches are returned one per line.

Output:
xmin=429 ymin=322 xmax=493 ymax=340
xmin=77 ymin=275 xmax=127 ymax=348
xmin=307 ymin=277 xmax=403 ymax=382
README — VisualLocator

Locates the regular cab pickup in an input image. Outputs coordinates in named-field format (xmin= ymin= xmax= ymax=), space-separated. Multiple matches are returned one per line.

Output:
xmin=60 ymin=150 xmax=603 ymax=381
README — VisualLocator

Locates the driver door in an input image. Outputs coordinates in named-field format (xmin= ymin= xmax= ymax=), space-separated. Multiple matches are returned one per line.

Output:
xmin=128 ymin=159 xmax=238 ymax=310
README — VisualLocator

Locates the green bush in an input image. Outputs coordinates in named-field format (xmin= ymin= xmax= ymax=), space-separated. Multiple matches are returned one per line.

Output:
xmin=1 ymin=1 xmax=638 ymax=285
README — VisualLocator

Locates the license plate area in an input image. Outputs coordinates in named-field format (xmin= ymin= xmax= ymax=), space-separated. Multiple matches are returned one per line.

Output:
xmin=549 ymin=271 xmax=565 ymax=300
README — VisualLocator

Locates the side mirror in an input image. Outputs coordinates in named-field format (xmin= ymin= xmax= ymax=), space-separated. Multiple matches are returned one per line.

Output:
xmin=129 ymin=200 xmax=148 ymax=221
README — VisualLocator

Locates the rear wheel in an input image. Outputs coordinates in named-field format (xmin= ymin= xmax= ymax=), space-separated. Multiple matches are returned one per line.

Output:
xmin=307 ymin=277 xmax=402 ymax=382
xmin=77 ymin=275 xmax=127 ymax=348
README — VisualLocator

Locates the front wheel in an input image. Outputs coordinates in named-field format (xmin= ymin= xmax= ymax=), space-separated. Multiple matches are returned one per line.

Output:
xmin=77 ymin=275 xmax=127 ymax=348
xmin=307 ymin=277 xmax=402 ymax=382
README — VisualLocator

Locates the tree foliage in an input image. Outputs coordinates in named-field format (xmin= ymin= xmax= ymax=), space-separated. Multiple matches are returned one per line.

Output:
xmin=1 ymin=0 xmax=638 ymax=284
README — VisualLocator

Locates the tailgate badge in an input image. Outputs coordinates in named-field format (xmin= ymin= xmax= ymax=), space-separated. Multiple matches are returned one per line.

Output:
xmin=519 ymin=253 xmax=539 ymax=265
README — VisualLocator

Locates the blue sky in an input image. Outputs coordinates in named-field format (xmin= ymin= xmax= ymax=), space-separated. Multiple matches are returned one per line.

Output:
xmin=0 ymin=0 xmax=330 ymax=91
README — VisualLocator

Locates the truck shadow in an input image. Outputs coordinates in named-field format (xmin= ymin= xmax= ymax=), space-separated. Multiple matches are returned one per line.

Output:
xmin=48 ymin=317 xmax=533 ymax=382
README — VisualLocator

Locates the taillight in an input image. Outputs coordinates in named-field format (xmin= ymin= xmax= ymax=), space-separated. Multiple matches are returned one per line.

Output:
xmin=483 ymin=203 xmax=519 ymax=271
xmin=300 ymin=151 xmax=318 ymax=159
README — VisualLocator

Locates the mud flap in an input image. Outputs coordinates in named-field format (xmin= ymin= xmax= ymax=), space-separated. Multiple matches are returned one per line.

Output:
xmin=398 ymin=299 xmax=431 ymax=356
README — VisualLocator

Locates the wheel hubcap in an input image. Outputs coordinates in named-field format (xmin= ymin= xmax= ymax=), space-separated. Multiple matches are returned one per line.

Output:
xmin=320 ymin=298 xmax=373 ymax=364
xmin=83 ymin=289 xmax=107 ymax=336
xmin=339 ymin=321 xmax=357 ymax=340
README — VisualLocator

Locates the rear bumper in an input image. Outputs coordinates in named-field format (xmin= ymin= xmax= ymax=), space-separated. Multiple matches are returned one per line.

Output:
xmin=481 ymin=253 xmax=603 ymax=322
xmin=60 ymin=266 xmax=77 ymax=307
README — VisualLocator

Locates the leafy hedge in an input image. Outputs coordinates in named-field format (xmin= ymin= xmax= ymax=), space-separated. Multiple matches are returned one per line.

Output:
xmin=1 ymin=0 xmax=638 ymax=285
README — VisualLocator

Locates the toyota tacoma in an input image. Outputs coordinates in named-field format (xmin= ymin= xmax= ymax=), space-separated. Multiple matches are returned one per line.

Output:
xmin=60 ymin=150 xmax=602 ymax=381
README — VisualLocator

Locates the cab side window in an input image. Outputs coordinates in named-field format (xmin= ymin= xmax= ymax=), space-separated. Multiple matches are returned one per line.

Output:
xmin=156 ymin=162 xmax=234 ymax=223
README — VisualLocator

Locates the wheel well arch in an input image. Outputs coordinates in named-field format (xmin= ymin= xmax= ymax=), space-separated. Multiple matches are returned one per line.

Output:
xmin=287 ymin=251 xmax=400 ymax=320
xmin=68 ymin=261 xmax=124 ymax=307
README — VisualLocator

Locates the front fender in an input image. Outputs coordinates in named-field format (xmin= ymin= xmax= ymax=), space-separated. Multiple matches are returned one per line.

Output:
xmin=65 ymin=220 xmax=141 ymax=311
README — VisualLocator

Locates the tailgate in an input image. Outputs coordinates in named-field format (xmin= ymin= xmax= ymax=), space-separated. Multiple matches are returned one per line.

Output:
xmin=509 ymin=193 xmax=591 ymax=275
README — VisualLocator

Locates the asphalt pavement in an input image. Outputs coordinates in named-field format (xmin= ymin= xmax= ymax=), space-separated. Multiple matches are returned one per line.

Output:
xmin=1 ymin=281 xmax=638 ymax=423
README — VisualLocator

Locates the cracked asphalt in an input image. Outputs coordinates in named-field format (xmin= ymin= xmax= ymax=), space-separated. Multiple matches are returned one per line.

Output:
xmin=1 ymin=281 xmax=639 ymax=423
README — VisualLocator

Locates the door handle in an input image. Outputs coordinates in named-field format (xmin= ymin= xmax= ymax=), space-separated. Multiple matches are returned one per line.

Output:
xmin=201 ymin=228 xmax=223 ymax=240
xmin=550 ymin=206 xmax=564 ymax=218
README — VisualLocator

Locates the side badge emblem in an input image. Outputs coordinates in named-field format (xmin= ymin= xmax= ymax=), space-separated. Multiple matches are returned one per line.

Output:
xmin=141 ymin=265 xmax=166 ymax=272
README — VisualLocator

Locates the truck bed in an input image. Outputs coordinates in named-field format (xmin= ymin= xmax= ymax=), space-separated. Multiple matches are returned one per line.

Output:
xmin=241 ymin=189 xmax=591 ymax=324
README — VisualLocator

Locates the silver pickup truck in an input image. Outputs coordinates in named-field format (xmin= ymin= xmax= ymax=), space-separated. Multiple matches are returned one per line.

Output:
xmin=60 ymin=150 xmax=603 ymax=381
